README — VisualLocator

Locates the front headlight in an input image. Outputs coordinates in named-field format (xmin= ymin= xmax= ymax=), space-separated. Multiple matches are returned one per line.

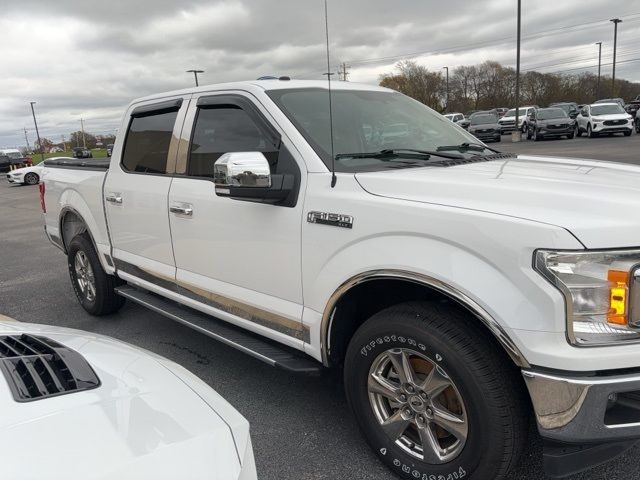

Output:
xmin=535 ymin=249 xmax=640 ymax=346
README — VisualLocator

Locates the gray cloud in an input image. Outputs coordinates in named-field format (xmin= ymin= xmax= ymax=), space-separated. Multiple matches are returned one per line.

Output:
xmin=1 ymin=0 xmax=638 ymax=147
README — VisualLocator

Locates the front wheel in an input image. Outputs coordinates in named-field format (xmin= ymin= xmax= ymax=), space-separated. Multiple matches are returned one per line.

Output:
xmin=344 ymin=302 xmax=527 ymax=480
xmin=587 ymin=124 xmax=597 ymax=138
xmin=624 ymin=129 xmax=632 ymax=137
xmin=24 ymin=172 xmax=39 ymax=185
xmin=68 ymin=234 xmax=125 ymax=315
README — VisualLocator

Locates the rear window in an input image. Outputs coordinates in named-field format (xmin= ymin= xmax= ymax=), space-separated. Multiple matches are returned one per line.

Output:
xmin=121 ymin=110 xmax=178 ymax=174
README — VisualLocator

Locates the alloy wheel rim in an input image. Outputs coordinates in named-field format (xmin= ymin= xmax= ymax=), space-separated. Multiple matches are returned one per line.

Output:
xmin=368 ymin=348 xmax=468 ymax=464
xmin=26 ymin=174 xmax=37 ymax=184
xmin=74 ymin=251 xmax=96 ymax=302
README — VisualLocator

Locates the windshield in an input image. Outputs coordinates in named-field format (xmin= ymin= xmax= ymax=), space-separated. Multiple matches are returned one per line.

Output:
xmin=591 ymin=104 xmax=625 ymax=115
xmin=537 ymin=108 xmax=567 ymax=120
xmin=267 ymin=88 xmax=488 ymax=172
xmin=470 ymin=114 xmax=498 ymax=125
xmin=504 ymin=108 xmax=528 ymax=117
xmin=5 ymin=152 xmax=22 ymax=159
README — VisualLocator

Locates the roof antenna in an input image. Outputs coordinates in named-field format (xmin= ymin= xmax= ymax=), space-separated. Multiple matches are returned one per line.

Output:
xmin=323 ymin=0 xmax=337 ymax=188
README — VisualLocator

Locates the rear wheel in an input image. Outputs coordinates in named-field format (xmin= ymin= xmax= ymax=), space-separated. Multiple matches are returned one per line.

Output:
xmin=344 ymin=302 xmax=527 ymax=480
xmin=24 ymin=172 xmax=39 ymax=185
xmin=68 ymin=234 xmax=125 ymax=315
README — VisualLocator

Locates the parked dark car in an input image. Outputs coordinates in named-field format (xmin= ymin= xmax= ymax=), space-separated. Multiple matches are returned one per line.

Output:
xmin=72 ymin=147 xmax=93 ymax=158
xmin=625 ymin=100 xmax=640 ymax=123
xmin=549 ymin=102 xmax=579 ymax=119
xmin=0 ymin=155 xmax=11 ymax=173
xmin=468 ymin=113 xmax=501 ymax=142
xmin=527 ymin=107 xmax=575 ymax=141
xmin=106 ymin=143 xmax=114 ymax=157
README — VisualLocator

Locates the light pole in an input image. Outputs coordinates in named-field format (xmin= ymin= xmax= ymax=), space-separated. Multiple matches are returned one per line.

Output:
xmin=595 ymin=42 xmax=602 ymax=99
xmin=187 ymin=69 xmax=204 ymax=87
xmin=29 ymin=102 xmax=44 ymax=163
xmin=80 ymin=118 xmax=87 ymax=148
xmin=442 ymin=66 xmax=449 ymax=113
xmin=513 ymin=0 xmax=522 ymax=142
xmin=611 ymin=18 xmax=622 ymax=96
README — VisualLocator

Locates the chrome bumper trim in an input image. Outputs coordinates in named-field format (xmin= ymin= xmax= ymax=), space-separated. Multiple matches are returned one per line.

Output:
xmin=523 ymin=369 xmax=640 ymax=443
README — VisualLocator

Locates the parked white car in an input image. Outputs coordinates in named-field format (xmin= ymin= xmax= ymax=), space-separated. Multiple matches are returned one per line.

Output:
xmin=575 ymin=103 xmax=634 ymax=137
xmin=40 ymin=79 xmax=640 ymax=479
xmin=5 ymin=157 xmax=69 ymax=185
xmin=497 ymin=105 xmax=536 ymax=134
xmin=0 ymin=314 xmax=256 ymax=480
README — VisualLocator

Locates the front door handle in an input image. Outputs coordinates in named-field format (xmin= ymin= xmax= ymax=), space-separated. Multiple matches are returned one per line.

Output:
xmin=169 ymin=203 xmax=193 ymax=216
xmin=105 ymin=193 xmax=122 ymax=204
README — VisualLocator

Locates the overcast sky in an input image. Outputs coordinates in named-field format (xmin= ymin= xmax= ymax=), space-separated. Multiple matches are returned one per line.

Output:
xmin=1 ymin=0 xmax=639 ymax=148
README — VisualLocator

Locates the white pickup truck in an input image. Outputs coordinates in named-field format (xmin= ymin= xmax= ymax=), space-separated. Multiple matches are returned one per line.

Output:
xmin=42 ymin=79 xmax=640 ymax=480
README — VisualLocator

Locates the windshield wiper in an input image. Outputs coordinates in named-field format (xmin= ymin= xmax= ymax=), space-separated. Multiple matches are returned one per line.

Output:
xmin=335 ymin=148 xmax=464 ymax=161
xmin=436 ymin=142 xmax=496 ymax=153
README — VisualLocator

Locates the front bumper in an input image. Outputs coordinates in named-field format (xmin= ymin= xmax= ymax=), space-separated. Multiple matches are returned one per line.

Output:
xmin=6 ymin=174 xmax=22 ymax=184
xmin=523 ymin=369 xmax=640 ymax=443
xmin=537 ymin=127 xmax=573 ymax=137
xmin=470 ymin=131 xmax=500 ymax=141
xmin=592 ymin=122 xmax=633 ymax=134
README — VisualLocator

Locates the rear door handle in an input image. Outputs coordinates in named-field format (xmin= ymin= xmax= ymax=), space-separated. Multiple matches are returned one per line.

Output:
xmin=169 ymin=203 xmax=193 ymax=216
xmin=105 ymin=193 xmax=122 ymax=204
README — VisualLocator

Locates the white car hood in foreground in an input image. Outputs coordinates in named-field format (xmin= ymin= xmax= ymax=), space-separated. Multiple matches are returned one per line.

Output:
xmin=355 ymin=155 xmax=640 ymax=249
xmin=0 ymin=319 xmax=252 ymax=480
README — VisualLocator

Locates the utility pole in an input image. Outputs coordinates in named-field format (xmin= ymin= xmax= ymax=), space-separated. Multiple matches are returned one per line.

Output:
xmin=595 ymin=42 xmax=602 ymax=99
xmin=513 ymin=0 xmax=522 ymax=142
xmin=611 ymin=18 xmax=622 ymax=96
xmin=29 ymin=102 xmax=45 ymax=163
xmin=23 ymin=128 xmax=31 ymax=152
xmin=442 ymin=66 xmax=449 ymax=112
xmin=186 ymin=69 xmax=204 ymax=86
xmin=338 ymin=62 xmax=350 ymax=81
xmin=80 ymin=118 xmax=87 ymax=148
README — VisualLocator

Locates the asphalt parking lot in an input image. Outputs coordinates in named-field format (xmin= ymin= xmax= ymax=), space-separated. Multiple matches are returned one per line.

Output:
xmin=1 ymin=134 xmax=640 ymax=480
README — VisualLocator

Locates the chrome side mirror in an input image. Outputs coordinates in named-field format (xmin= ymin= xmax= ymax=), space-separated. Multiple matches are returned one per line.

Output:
xmin=214 ymin=152 xmax=271 ymax=190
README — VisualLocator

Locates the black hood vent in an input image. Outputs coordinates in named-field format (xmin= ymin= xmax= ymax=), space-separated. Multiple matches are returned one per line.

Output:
xmin=0 ymin=334 xmax=100 ymax=402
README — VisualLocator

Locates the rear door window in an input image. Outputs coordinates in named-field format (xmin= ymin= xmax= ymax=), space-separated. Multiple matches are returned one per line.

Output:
xmin=121 ymin=108 xmax=178 ymax=174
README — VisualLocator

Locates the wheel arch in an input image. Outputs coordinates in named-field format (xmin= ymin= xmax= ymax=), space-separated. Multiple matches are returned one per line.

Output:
xmin=59 ymin=206 xmax=99 ymax=257
xmin=321 ymin=270 xmax=529 ymax=369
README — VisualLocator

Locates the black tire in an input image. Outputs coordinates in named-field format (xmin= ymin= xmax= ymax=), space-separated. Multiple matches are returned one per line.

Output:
xmin=587 ymin=124 xmax=596 ymax=138
xmin=566 ymin=133 xmax=574 ymax=139
xmin=533 ymin=129 xmax=541 ymax=141
xmin=344 ymin=302 xmax=527 ymax=480
xmin=526 ymin=128 xmax=532 ymax=140
xmin=495 ymin=136 xmax=501 ymax=143
xmin=635 ymin=120 xmax=640 ymax=133
xmin=68 ymin=234 xmax=125 ymax=315
xmin=575 ymin=125 xmax=582 ymax=137
xmin=24 ymin=172 xmax=39 ymax=185
xmin=624 ymin=129 xmax=632 ymax=137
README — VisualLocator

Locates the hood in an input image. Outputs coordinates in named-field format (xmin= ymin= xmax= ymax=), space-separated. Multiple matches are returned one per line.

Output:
xmin=469 ymin=122 xmax=499 ymax=129
xmin=592 ymin=112 xmax=631 ymax=121
xmin=537 ymin=118 xmax=573 ymax=125
xmin=355 ymin=155 xmax=640 ymax=249
xmin=0 ymin=321 xmax=244 ymax=480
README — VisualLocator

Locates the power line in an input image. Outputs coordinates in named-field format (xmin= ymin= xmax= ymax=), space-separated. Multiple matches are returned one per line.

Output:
xmin=345 ymin=13 xmax=640 ymax=67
